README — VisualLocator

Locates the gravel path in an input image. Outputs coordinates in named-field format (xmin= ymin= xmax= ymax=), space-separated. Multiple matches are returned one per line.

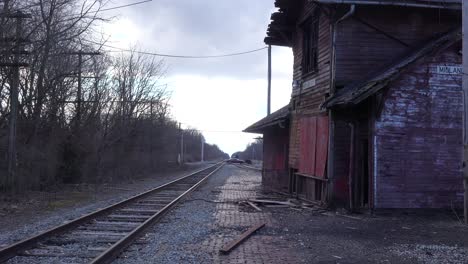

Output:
xmin=0 ymin=162 xmax=214 ymax=248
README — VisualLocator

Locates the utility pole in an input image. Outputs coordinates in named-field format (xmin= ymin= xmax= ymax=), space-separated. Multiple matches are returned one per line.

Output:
xmin=77 ymin=53 xmax=82 ymax=126
xmin=65 ymin=51 xmax=101 ymax=129
xmin=179 ymin=122 xmax=184 ymax=165
xmin=463 ymin=0 xmax=468 ymax=224
xmin=2 ymin=5 xmax=30 ymax=190
xmin=7 ymin=13 xmax=21 ymax=190
xmin=267 ymin=45 xmax=272 ymax=116
xmin=150 ymin=101 xmax=154 ymax=169
xmin=201 ymin=137 xmax=204 ymax=162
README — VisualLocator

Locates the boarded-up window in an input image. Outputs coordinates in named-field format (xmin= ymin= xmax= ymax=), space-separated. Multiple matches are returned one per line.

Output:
xmin=299 ymin=116 xmax=329 ymax=177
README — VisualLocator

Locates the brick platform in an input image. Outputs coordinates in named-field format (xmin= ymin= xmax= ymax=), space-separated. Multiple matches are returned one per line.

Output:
xmin=198 ymin=165 xmax=303 ymax=263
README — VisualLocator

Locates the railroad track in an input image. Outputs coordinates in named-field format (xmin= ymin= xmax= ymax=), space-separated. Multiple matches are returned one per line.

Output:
xmin=0 ymin=162 xmax=224 ymax=264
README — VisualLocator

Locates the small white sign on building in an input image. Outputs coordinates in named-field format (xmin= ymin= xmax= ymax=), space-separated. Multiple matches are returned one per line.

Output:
xmin=302 ymin=78 xmax=316 ymax=89
xmin=436 ymin=65 xmax=462 ymax=75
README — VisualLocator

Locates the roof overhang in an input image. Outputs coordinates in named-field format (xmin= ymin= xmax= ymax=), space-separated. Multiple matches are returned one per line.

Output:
xmin=322 ymin=28 xmax=462 ymax=109
xmin=244 ymin=105 xmax=290 ymax=134
xmin=264 ymin=0 xmax=460 ymax=47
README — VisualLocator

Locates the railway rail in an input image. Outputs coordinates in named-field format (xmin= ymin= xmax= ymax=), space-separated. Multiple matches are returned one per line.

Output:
xmin=0 ymin=162 xmax=224 ymax=264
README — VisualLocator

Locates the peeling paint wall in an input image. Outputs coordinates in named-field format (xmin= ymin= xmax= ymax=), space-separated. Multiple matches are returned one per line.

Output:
xmin=374 ymin=44 xmax=463 ymax=208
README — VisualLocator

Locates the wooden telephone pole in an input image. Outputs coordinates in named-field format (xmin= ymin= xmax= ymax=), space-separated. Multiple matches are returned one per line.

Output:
xmin=1 ymin=2 xmax=31 ymax=190
xmin=201 ymin=137 xmax=204 ymax=162
xmin=463 ymin=0 xmax=468 ymax=224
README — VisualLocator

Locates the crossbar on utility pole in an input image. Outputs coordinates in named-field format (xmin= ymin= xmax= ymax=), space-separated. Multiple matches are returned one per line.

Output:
xmin=463 ymin=0 xmax=468 ymax=224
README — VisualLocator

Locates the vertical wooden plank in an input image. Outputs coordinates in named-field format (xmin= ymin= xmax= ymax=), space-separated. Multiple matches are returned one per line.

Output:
xmin=315 ymin=116 xmax=329 ymax=178
xmin=299 ymin=117 xmax=308 ymax=173
xmin=309 ymin=117 xmax=317 ymax=175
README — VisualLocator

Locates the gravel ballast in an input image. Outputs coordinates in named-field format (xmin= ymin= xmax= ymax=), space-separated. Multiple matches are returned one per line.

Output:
xmin=0 ymin=163 xmax=213 ymax=248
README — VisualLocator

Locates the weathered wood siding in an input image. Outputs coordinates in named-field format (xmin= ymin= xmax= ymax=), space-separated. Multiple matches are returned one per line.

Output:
xmin=335 ymin=6 xmax=461 ymax=85
xmin=374 ymin=44 xmax=463 ymax=208
xmin=263 ymin=126 xmax=289 ymax=192
xmin=289 ymin=113 xmax=300 ymax=168
xmin=289 ymin=1 xmax=332 ymax=169
xmin=331 ymin=119 xmax=352 ymax=206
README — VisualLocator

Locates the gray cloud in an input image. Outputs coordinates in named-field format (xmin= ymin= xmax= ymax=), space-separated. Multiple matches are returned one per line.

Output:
xmin=106 ymin=0 xmax=290 ymax=79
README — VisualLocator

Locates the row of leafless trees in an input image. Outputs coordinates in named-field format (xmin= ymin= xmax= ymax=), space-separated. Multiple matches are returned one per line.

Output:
xmin=232 ymin=139 xmax=263 ymax=161
xmin=0 ymin=0 xmax=228 ymax=192
xmin=182 ymin=128 xmax=229 ymax=162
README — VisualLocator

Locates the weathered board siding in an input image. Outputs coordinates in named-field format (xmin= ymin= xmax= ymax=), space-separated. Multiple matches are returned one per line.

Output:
xmin=289 ymin=113 xmax=300 ymax=168
xmin=289 ymin=2 xmax=332 ymax=169
xmin=298 ymin=116 xmax=329 ymax=177
xmin=374 ymin=44 xmax=463 ymax=208
xmin=335 ymin=6 xmax=460 ymax=85
xmin=263 ymin=127 xmax=289 ymax=192
xmin=331 ymin=120 xmax=352 ymax=206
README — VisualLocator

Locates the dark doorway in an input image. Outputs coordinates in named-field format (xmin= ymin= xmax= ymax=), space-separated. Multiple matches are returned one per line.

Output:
xmin=289 ymin=168 xmax=298 ymax=194
xmin=356 ymin=138 xmax=369 ymax=208
xmin=350 ymin=118 xmax=370 ymax=211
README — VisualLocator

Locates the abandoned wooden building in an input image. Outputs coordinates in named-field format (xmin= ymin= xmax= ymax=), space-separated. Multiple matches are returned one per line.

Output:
xmin=245 ymin=0 xmax=463 ymax=209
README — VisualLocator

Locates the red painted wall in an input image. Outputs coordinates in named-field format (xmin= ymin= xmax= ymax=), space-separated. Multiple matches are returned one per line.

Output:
xmin=298 ymin=116 xmax=329 ymax=177
xmin=263 ymin=126 xmax=289 ymax=192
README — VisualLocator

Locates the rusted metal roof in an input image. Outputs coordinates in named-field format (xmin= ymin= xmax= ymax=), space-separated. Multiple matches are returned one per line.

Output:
xmin=322 ymin=28 xmax=461 ymax=109
xmin=243 ymin=105 xmax=290 ymax=133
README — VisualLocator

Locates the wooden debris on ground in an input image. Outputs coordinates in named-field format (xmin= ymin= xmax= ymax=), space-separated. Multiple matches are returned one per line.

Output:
xmin=246 ymin=197 xmax=326 ymax=212
xmin=249 ymin=199 xmax=295 ymax=206
xmin=246 ymin=201 xmax=262 ymax=211
xmin=219 ymin=222 xmax=266 ymax=254
xmin=337 ymin=213 xmax=363 ymax=220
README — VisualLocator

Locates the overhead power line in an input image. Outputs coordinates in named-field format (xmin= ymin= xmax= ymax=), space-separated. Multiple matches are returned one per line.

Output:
xmin=90 ymin=0 xmax=153 ymax=13
xmin=82 ymin=39 xmax=268 ymax=59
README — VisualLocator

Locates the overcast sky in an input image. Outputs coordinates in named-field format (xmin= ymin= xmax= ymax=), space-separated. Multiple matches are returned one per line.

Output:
xmin=101 ymin=0 xmax=293 ymax=155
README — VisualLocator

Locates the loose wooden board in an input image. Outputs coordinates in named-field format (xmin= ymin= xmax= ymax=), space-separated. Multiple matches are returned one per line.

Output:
xmin=219 ymin=222 xmax=266 ymax=254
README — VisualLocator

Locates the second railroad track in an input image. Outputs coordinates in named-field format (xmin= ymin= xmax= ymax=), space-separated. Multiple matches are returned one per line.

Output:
xmin=0 ymin=162 xmax=224 ymax=264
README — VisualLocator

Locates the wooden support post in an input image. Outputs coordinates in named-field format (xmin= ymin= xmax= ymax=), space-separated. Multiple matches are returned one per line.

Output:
xmin=267 ymin=45 xmax=272 ymax=116
xmin=463 ymin=0 xmax=468 ymax=224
